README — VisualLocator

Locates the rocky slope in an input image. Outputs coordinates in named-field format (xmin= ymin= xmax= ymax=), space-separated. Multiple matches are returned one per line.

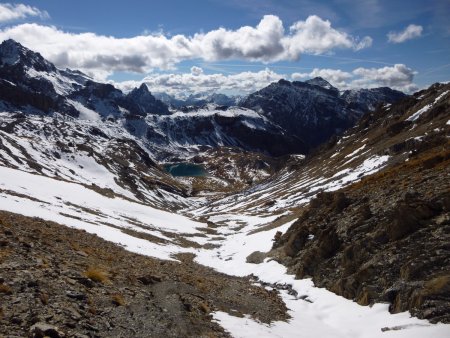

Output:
xmin=268 ymin=82 xmax=450 ymax=323
xmin=0 ymin=210 xmax=287 ymax=337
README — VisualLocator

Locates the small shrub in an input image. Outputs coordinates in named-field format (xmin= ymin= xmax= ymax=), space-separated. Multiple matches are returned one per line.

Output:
xmin=111 ymin=293 xmax=125 ymax=306
xmin=84 ymin=267 xmax=108 ymax=283
xmin=199 ymin=302 xmax=210 ymax=313
xmin=0 ymin=284 xmax=12 ymax=294
xmin=424 ymin=275 xmax=450 ymax=295
xmin=39 ymin=292 xmax=49 ymax=305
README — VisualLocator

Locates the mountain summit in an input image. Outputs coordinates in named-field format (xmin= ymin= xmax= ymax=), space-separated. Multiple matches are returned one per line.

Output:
xmin=0 ymin=39 xmax=55 ymax=72
xmin=240 ymin=78 xmax=405 ymax=148
xmin=126 ymin=83 xmax=169 ymax=115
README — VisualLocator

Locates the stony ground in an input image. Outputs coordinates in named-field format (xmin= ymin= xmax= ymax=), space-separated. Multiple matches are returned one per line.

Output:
xmin=0 ymin=211 xmax=288 ymax=338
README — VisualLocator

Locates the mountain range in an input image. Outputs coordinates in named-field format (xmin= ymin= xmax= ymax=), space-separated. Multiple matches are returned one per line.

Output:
xmin=0 ymin=39 xmax=405 ymax=158
xmin=0 ymin=39 xmax=449 ymax=337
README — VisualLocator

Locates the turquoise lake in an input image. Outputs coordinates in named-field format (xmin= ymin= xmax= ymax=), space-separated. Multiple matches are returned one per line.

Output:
xmin=164 ymin=163 xmax=208 ymax=177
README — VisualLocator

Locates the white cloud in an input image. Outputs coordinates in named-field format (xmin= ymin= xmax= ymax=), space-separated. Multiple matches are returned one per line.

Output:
xmin=191 ymin=15 xmax=286 ymax=62
xmin=387 ymin=24 xmax=423 ymax=43
xmin=0 ymin=14 xmax=372 ymax=79
xmin=352 ymin=64 xmax=416 ymax=90
xmin=113 ymin=63 xmax=418 ymax=97
xmin=0 ymin=3 xmax=48 ymax=23
xmin=282 ymin=15 xmax=372 ymax=58
xmin=291 ymin=64 xmax=417 ymax=93
xmin=190 ymin=66 xmax=203 ymax=76
xmin=114 ymin=68 xmax=284 ymax=97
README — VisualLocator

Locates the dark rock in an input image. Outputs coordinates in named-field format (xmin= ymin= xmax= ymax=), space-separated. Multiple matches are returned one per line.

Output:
xmin=246 ymin=251 xmax=266 ymax=264
xmin=137 ymin=274 xmax=162 ymax=285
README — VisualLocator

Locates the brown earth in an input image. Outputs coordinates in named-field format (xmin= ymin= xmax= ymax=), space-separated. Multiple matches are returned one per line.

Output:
xmin=0 ymin=211 xmax=288 ymax=338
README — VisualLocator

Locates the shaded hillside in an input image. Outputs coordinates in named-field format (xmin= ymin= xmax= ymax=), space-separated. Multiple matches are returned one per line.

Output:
xmin=240 ymin=78 xmax=405 ymax=149
xmin=270 ymin=83 xmax=450 ymax=323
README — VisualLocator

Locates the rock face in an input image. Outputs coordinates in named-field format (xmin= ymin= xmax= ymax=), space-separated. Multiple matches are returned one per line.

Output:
xmin=0 ymin=39 xmax=80 ymax=116
xmin=125 ymin=83 xmax=170 ymax=116
xmin=272 ymin=83 xmax=450 ymax=323
xmin=240 ymin=77 xmax=405 ymax=149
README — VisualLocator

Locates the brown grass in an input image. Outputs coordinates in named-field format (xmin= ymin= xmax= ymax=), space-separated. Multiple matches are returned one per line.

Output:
xmin=199 ymin=302 xmax=210 ymax=313
xmin=0 ymin=248 xmax=11 ymax=263
xmin=111 ymin=293 xmax=126 ymax=306
xmin=39 ymin=292 xmax=49 ymax=305
xmin=0 ymin=283 xmax=12 ymax=294
xmin=84 ymin=267 xmax=109 ymax=284
xmin=424 ymin=275 xmax=450 ymax=294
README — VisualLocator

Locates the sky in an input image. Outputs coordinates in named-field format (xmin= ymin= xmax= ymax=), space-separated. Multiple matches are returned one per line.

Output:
xmin=0 ymin=0 xmax=449 ymax=97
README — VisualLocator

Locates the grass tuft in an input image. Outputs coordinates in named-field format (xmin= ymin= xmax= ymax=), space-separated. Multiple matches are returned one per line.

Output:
xmin=0 ymin=283 xmax=12 ymax=294
xmin=84 ymin=267 xmax=109 ymax=283
xmin=111 ymin=293 xmax=126 ymax=306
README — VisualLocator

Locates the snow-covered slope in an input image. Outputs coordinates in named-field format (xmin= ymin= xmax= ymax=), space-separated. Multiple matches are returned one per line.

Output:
xmin=127 ymin=104 xmax=306 ymax=159
xmin=0 ymin=112 xmax=192 ymax=210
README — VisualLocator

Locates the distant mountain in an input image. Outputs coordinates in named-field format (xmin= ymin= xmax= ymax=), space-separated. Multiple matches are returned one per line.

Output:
xmin=0 ymin=39 xmax=168 ymax=119
xmin=124 ymin=84 xmax=170 ymax=116
xmin=126 ymin=104 xmax=306 ymax=158
xmin=240 ymin=77 xmax=405 ymax=149
xmin=0 ymin=39 xmax=406 ymax=158
xmin=154 ymin=92 xmax=240 ymax=108
xmin=341 ymin=87 xmax=406 ymax=112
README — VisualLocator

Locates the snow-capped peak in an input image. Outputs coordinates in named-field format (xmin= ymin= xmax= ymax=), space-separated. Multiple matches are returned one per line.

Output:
xmin=0 ymin=39 xmax=55 ymax=72
xmin=305 ymin=76 xmax=336 ymax=91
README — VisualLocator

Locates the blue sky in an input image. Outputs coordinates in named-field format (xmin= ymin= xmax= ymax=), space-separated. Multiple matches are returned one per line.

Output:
xmin=0 ymin=1 xmax=449 ymax=96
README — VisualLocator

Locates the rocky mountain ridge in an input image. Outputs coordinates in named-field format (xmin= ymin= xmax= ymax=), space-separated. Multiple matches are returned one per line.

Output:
xmin=241 ymin=77 xmax=405 ymax=149
xmin=0 ymin=39 xmax=406 ymax=159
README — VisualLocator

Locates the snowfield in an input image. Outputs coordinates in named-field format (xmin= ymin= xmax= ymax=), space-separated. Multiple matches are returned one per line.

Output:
xmin=0 ymin=164 xmax=449 ymax=337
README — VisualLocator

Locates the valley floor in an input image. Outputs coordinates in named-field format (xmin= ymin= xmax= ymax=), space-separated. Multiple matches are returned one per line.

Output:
xmin=1 ymin=164 xmax=449 ymax=337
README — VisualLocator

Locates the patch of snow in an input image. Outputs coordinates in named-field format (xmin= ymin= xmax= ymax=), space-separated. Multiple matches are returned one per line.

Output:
xmin=195 ymin=217 xmax=450 ymax=338
xmin=0 ymin=165 xmax=204 ymax=260
xmin=407 ymin=90 xmax=449 ymax=122
xmin=67 ymin=100 xmax=101 ymax=121
xmin=345 ymin=144 xmax=366 ymax=158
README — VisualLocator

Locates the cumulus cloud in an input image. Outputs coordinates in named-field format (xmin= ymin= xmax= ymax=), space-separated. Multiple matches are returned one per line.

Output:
xmin=387 ymin=24 xmax=423 ymax=43
xmin=113 ymin=63 xmax=418 ymax=97
xmin=0 ymin=14 xmax=372 ymax=79
xmin=0 ymin=3 xmax=48 ymax=23
xmin=282 ymin=15 xmax=372 ymax=58
xmin=190 ymin=66 xmax=203 ymax=76
xmin=114 ymin=68 xmax=284 ymax=97
xmin=191 ymin=15 xmax=286 ymax=62
xmin=352 ymin=64 xmax=416 ymax=89
xmin=291 ymin=64 xmax=417 ymax=93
